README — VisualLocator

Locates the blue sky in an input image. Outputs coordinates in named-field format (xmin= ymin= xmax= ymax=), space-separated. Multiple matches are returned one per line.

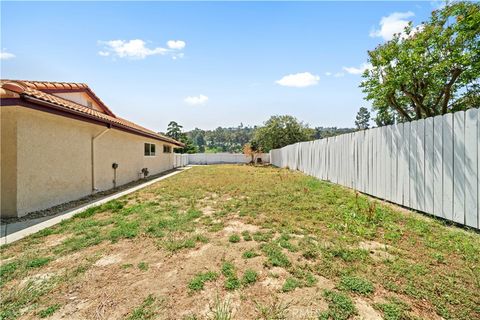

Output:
xmin=1 ymin=1 xmax=442 ymax=131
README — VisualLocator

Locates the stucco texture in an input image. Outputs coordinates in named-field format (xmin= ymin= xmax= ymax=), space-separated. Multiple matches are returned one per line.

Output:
xmin=1 ymin=106 xmax=176 ymax=218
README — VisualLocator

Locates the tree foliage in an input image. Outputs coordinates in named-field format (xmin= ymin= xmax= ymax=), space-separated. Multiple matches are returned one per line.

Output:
xmin=178 ymin=121 xmax=354 ymax=154
xmin=361 ymin=1 xmax=480 ymax=123
xmin=186 ymin=124 xmax=255 ymax=153
xmin=166 ymin=121 xmax=183 ymax=141
xmin=252 ymin=115 xmax=314 ymax=152
xmin=165 ymin=121 xmax=198 ymax=154
xmin=355 ymin=107 xmax=371 ymax=130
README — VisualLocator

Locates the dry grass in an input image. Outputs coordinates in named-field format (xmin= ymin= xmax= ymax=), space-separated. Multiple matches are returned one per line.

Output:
xmin=1 ymin=165 xmax=479 ymax=320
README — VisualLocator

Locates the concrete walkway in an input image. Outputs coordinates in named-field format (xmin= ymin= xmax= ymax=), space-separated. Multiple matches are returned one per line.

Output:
xmin=0 ymin=167 xmax=191 ymax=246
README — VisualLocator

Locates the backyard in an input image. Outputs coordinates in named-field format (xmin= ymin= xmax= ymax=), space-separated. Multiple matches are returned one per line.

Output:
xmin=1 ymin=165 xmax=479 ymax=320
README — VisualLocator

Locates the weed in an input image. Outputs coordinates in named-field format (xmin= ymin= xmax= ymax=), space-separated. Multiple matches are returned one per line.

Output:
xmin=221 ymin=262 xmax=240 ymax=290
xmin=74 ymin=205 xmax=103 ymax=219
xmin=242 ymin=250 xmax=259 ymax=259
xmin=374 ymin=297 xmax=410 ymax=320
xmin=282 ymin=277 xmax=300 ymax=292
xmin=262 ymin=244 xmax=290 ymax=268
xmin=188 ymin=271 xmax=219 ymax=291
xmin=241 ymin=269 xmax=258 ymax=285
xmin=224 ymin=276 xmax=240 ymax=291
xmin=126 ymin=294 xmax=161 ymax=320
xmin=228 ymin=234 xmax=241 ymax=243
xmin=242 ymin=231 xmax=252 ymax=241
xmin=54 ymin=232 xmax=103 ymax=254
xmin=255 ymin=298 xmax=290 ymax=320
xmin=162 ymin=234 xmax=208 ymax=252
xmin=38 ymin=304 xmax=61 ymax=318
xmin=26 ymin=257 xmax=51 ymax=268
xmin=221 ymin=262 xmax=236 ymax=278
xmin=109 ymin=220 xmax=139 ymax=242
xmin=0 ymin=262 xmax=18 ymax=286
xmin=328 ymin=248 xmax=369 ymax=262
xmin=253 ymin=231 xmax=274 ymax=242
xmin=145 ymin=225 xmax=165 ymax=238
xmin=302 ymin=248 xmax=319 ymax=260
xmin=318 ymin=290 xmax=356 ymax=320
xmin=138 ymin=262 xmax=149 ymax=271
xmin=121 ymin=264 xmax=134 ymax=269
xmin=338 ymin=275 xmax=374 ymax=295
xmin=208 ymin=295 xmax=232 ymax=320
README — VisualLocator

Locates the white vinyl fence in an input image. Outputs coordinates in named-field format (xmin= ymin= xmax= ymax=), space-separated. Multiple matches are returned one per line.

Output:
xmin=270 ymin=108 xmax=480 ymax=230
xmin=173 ymin=154 xmax=189 ymax=168
xmin=173 ymin=153 xmax=270 ymax=166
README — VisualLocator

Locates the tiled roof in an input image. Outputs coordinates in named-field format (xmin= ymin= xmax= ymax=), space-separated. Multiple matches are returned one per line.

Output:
xmin=3 ymin=79 xmax=116 ymax=116
xmin=0 ymin=80 xmax=183 ymax=147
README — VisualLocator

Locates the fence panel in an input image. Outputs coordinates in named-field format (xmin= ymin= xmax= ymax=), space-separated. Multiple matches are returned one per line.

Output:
xmin=465 ymin=108 xmax=478 ymax=228
xmin=269 ymin=108 xmax=479 ymax=229
xmin=453 ymin=111 xmax=466 ymax=224
xmin=443 ymin=114 xmax=454 ymax=221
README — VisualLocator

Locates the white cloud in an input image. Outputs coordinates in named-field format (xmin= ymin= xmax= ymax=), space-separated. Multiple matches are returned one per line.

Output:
xmin=343 ymin=62 xmax=372 ymax=75
xmin=98 ymin=39 xmax=186 ymax=59
xmin=275 ymin=72 xmax=320 ymax=88
xmin=325 ymin=72 xmax=332 ymax=76
xmin=167 ymin=40 xmax=186 ymax=50
xmin=369 ymin=11 xmax=415 ymax=41
xmin=184 ymin=94 xmax=208 ymax=105
xmin=0 ymin=50 xmax=15 ymax=60
xmin=334 ymin=72 xmax=345 ymax=78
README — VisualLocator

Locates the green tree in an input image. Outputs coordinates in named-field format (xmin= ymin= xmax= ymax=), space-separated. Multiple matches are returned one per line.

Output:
xmin=253 ymin=115 xmax=314 ymax=152
xmin=165 ymin=121 xmax=198 ymax=154
xmin=361 ymin=1 xmax=480 ymax=122
xmin=355 ymin=107 xmax=371 ymax=130
xmin=178 ymin=135 xmax=198 ymax=154
xmin=166 ymin=121 xmax=183 ymax=141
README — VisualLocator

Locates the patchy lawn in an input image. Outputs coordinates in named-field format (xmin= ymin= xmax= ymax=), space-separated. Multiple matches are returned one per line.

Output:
xmin=1 ymin=165 xmax=479 ymax=320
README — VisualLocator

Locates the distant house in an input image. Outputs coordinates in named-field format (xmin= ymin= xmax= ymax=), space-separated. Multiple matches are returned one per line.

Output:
xmin=1 ymin=80 xmax=183 ymax=218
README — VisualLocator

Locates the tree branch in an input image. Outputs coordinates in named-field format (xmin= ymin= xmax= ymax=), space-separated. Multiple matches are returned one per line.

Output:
xmin=387 ymin=94 xmax=412 ymax=121
xmin=441 ymin=68 xmax=463 ymax=114
xmin=401 ymin=85 xmax=432 ymax=117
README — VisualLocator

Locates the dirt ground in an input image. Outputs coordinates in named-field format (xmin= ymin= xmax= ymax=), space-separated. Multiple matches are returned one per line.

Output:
xmin=1 ymin=165 xmax=479 ymax=320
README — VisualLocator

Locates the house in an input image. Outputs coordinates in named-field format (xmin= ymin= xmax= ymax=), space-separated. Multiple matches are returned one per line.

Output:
xmin=0 ymin=80 xmax=184 ymax=218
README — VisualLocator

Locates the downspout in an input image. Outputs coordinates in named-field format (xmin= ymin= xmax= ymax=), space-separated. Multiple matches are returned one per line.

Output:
xmin=91 ymin=126 xmax=110 ymax=192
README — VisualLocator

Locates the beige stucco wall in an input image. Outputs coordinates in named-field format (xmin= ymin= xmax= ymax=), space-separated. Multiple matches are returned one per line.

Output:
xmin=1 ymin=106 xmax=176 ymax=218
xmin=1 ymin=107 xmax=18 ymax=215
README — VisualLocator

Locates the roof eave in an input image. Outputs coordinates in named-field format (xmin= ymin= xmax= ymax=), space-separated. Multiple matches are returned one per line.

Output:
xmin=11 ymin=94 xmax=184 ymax=147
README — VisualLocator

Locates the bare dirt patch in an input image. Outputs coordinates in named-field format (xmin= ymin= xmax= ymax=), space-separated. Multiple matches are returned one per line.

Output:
xmin=358 ymin=240 xmax=395 ymax=261
xmin=93 ymin=254 xmax=123 ymax=267
xmin=223 ymin=220 xmax=260 ymax=234
xmin=354 ymin=298 xmax=382 ymax=320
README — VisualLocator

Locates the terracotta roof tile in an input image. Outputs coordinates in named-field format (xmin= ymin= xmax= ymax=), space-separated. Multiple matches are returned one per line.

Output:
xmin=0 ymin=80 xmax=183 ymax=147
xmin=4 ymin=79 xmax=115 ymax=116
